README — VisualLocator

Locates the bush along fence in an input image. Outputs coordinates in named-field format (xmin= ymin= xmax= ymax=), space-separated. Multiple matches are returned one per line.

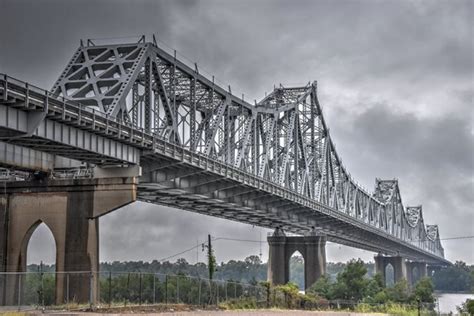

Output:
xmin=0 ymin=271 xmax=442 ymax=315
xmin=0 ymin=271 xmax=266 ymax=310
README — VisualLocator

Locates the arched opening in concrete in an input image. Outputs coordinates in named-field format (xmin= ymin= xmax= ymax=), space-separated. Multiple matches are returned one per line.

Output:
xmin=385 ymin=263 xmax=395 ymax=286
xmin=412 ymin=266 xmax=420 ymax=284
xmin=24 ymin=222 xmax=57 ymax=306
xmin=289 ymin=251 xmax=304 ymax=290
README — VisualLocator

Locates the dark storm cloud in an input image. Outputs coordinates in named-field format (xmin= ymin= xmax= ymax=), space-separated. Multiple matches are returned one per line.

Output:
xmin=2 ymin=0 xmax=472 ymax=264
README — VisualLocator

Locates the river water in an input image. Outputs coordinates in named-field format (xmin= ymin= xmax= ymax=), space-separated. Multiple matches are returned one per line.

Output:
xmin=436 ymin=293 xmax=474 ymax=314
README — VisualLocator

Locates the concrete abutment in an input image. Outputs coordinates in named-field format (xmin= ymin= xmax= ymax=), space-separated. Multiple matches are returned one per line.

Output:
xmin=0 ymin=177 xmax=136 ymax=305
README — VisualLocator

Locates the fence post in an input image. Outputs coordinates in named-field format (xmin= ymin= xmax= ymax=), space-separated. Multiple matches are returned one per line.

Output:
xmin=17 ymin=274 xmax=21 ymax=310
xmin=153 ymin=274 xmax=156 ymax=304
xmin=208 ymin=280 xmax=212 ymax=305
xmin=225 ymin=281 xmax=228 ymax=302
xmin=165 ymin=275 xmax=168 ymax=304
xmin=176 ymin=275 xmax=179 ymax=304
xmin=89 ymin=272 xmax=94 ymax=309
xmin=126 ymin=273 xmax=130 ymax=305
xmin=66 ymin=273 xmax=70 ymax=305
xmin=139 ymin=273 xmax=142 ymax=305
xmin=198 ymin=278 xmax=201 ymax=306
xmin=216 ymin=281 xmax=219 ymax=305
xmin=40 ymin=267 xmax=44 ymax=308
xmin=108 ymin=271 xmax=112 ymax=307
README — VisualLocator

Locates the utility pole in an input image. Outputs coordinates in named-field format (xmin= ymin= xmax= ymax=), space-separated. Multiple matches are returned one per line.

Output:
xmin=201 ymin=234 xmax=216 ymax=280
xmin=202 ymin=234 xmax=216 ymax=304
xmin=208 ymin=234 xmax=212 ymax=275
xmin=207 ymin=234 xmax=215 ymax=280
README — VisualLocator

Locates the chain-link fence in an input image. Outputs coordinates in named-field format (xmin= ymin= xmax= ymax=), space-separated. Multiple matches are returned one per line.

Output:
xmin=0 ymin=271 xmax=266 ymax=310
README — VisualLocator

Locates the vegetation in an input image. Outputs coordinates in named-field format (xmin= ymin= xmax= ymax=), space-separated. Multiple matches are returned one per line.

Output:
xmin=306 ymin=259 xmax=436 ymax=314
xmin=457 ymin=298 xmax=474 ymax=315
xmin=432 ymin=261 xmax=474 ymax=293
xmin=24 ymin=257 xmax=473 ymax=311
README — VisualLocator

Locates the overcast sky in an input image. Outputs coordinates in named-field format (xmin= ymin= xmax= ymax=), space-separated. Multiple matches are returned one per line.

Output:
xmin=1 ymin=0 xmax=472 ymax=266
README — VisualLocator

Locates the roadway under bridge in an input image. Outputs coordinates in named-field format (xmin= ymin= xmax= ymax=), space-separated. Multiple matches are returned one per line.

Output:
xmin=0 ymin=36 xmax=449 ymax=305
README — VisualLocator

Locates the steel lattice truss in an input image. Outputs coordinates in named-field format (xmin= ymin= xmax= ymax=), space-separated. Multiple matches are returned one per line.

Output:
xmin=51 ymin=39 xmax=444 ymax=258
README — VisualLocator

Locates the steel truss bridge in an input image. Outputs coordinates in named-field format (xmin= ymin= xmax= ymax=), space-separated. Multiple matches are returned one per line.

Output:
xmin=0 ymin=36 xmax=447 ymax=265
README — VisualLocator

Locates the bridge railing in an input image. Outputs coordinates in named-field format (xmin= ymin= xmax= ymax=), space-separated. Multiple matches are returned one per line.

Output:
xmin=1 ymin=73 xmax=153 ymax=151
xmin=0 ymin=271 xmax=266 ymax=310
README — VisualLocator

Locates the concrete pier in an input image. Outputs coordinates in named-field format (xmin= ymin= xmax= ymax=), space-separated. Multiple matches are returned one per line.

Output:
xmin=0 ymin=177 xmax=136 ymax=305
xmin=374 ymin=255 xmax=407 ymax=286
xmin=267 ymin=229 xmax=326 ymax=290
xmin=374 ymin=255 xmax=429 ymax=287
xmin=406 ymin=261 xmax=428 ymax=286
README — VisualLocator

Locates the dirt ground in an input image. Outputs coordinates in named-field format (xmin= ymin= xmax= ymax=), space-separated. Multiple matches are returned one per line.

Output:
xmin=42 ymin=312 xmax=386 ymax=316
xmin=1 ymin=305 xmax=387 ymax=316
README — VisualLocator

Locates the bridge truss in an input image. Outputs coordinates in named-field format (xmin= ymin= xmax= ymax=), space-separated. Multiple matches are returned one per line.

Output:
xmin=0 ymin=36 xmax=445 ymax=264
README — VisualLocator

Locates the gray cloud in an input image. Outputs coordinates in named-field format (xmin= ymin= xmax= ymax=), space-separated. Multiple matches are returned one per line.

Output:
xmin=326 ymin=101 xmax=474 ymax=262
xmin=3 ymin=0 xmax=472 ymax=264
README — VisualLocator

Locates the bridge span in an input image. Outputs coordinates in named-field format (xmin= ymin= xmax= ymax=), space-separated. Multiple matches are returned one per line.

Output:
xmin=0 ymin=37 xmax=448 ymax=304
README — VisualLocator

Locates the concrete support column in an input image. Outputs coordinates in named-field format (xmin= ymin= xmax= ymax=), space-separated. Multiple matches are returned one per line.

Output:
xmin=392 ymin=256 xmax=407 ymax=283
xmin=267 ymin=230 xmax=287 ymax=286
xmin=0 ymin=177 xmax=136 ymax=306
xmin=304 ymin=235 xmax=326 ymax=289
xmin=374 ymin=255 xmax=385 ymax=280
xmin=406 ymin=261 xmax=415 ymax=286
xmin=417 ymin=262 xmax=427 ymax=279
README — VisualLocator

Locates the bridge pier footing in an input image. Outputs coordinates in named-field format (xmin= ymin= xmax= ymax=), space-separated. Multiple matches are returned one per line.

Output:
xmin=267 ymin=229 xmax=326 ymax=290
xmin=0 ymin=177 xmax=136 ymax=306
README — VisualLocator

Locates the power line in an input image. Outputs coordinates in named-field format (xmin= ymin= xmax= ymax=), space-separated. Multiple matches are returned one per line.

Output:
xmin=214 ymin=237 xmax=263 ymax=243
xmin=156 ymin=238 xmax=208 ymax=262
xmin=155 ymin=235 xmax=474 ymax=263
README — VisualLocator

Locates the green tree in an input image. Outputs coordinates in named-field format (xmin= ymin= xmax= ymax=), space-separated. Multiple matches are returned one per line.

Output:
xmin=433 ymin=261 xmax=472 ymax=292
xmin=457 ymin=299 xmax=474 ymax=315
xmin=275 ymin=282 xmax=300 ymax=308
xmin=386 ymin=279 xmax=411 ymax=303
xmin=365 ymin=273 xmax=384 ymax=300
xmin=335 ymin=259 xmax=369 ymax=300
xmin=307 ymin=274 xmax=332 ymax=299
xmin=412 ymin=277 xmax=434 ymax=303
xmin=259 ymin=281 xmax=271 ymax=307
xmin=471 ymin=269 xmax=474 ymax=293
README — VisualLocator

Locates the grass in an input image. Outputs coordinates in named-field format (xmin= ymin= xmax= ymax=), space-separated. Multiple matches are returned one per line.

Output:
xmin=355 ymin=302 xmax=435 ymax=316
